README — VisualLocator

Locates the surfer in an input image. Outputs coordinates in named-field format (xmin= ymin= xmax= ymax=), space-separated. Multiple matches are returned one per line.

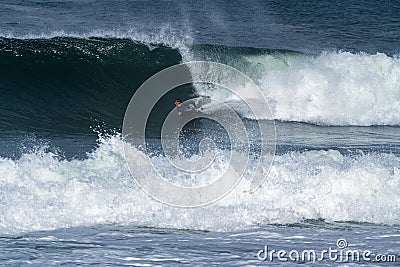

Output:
xmin=174 ymin=99 xmax=199 ymax=116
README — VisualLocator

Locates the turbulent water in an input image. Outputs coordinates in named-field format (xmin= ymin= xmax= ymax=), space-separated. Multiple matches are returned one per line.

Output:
xmin=0 ymin=0 xmax=400 ymax=266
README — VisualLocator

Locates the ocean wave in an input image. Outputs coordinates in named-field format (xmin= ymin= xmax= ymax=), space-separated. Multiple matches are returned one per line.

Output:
xmin=1 ymin=36 xmax=400 ymax=132
xmin=0 ymin=135 xmax=399 ymax=234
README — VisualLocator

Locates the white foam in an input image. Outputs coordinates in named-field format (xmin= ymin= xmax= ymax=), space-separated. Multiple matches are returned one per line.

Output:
xmin=0 ymin=135 xmax=399 ymax=234
xmin=195 ymin=51 xmax=400 ymax=126
xmin=262 ymin=52 xmax=400 ymax=125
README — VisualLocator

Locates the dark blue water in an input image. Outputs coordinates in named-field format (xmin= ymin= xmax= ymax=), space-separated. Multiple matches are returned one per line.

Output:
xmin=0 ymin=1 xmax=399 ymax=266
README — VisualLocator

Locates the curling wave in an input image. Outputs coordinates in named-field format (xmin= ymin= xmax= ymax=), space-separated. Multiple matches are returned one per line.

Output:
xmin=0 ymin=36 xmax=190 ymax=134
xmin=1 ymin=36 xmax=399 ymax=133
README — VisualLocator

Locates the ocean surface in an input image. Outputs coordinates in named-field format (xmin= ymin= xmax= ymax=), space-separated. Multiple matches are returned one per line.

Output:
xmin=0 ymin=0 xmax=400 ymax=265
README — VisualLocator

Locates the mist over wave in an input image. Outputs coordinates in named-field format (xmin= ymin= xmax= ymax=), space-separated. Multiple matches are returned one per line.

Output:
xmin=0 ymin=135 xmax=399 ymax=234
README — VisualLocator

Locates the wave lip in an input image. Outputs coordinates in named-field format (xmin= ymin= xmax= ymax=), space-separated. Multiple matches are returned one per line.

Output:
xmin=0 ymin=27 xmax=193 ymax=52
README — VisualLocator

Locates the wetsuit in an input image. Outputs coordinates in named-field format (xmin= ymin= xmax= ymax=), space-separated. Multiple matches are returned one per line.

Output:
xmin=177 ymin=100 xmax=197 ymax=114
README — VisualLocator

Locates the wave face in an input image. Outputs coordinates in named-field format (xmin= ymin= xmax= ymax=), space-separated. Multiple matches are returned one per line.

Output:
xmin=0 ymin=135 xmax=399 ymax=234
xmin=0 ymin=37 xmax=192 ymax=134
xmin=192 ymin=45 xmax=400 ymax=126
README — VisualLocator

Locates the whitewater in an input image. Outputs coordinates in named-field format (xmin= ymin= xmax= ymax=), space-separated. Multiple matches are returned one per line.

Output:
xmin=0 ymin=134 xmax=399 ymax=235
